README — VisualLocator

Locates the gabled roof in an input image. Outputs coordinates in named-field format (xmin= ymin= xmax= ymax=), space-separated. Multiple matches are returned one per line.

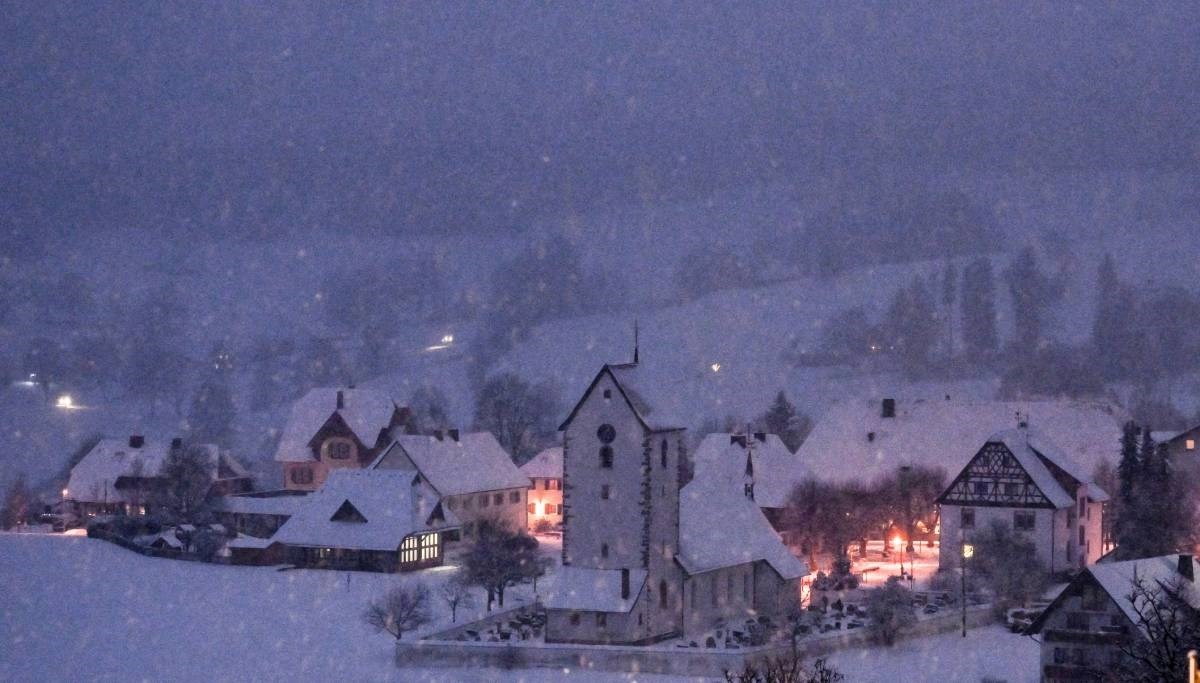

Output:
xmin=369 ymin=432 xmax=529 ymax=497
xmin=520 ymin=447 xmax=562 ymax=479
xmin=797 ymin=397 xmax=1126 ymax=485
xmin=691 ymin=433 xmax=809 ymax=509
xmin=66 ymin=438 xmax=234 ymax=504
xmin=677 ymin=465 xmax=809 ymax=581
xmin=270 ymin=470 xmax=458 ymax=552
xmin=559 ymin=363 xmax=686 ymax=433
xmin=1029 ymin=554 xmax=1200 ymax=636
xmin=543 ymin=566 xmax=647 ymax=613
xmin=274 ymin=387 xmax=400 ymax=462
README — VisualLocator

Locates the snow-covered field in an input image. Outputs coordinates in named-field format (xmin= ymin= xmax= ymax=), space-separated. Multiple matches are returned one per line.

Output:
xmin=0 ymin=533 xmax=1040 ymax=682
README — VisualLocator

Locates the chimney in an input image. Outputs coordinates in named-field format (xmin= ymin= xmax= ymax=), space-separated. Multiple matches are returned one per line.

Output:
xmin=433 ymin=430 xmax=444 ymax=442
xmin=129 ymin=435 xmax=145 ymax=449
xmin=1179 ymin=554 xmax=1194 ymax=582
xmin=336 ymin=390 xmax=345 ymax=410
xmin=881 ymin=398 xmax=896 ymax=419
xmin=448 ymin=428 xmax=460 ymax=442
xmin=753 ymin=432 xmax=766 ymax=443
xmin=170 ymin=437 xmax=183 ymax=450
xmin=620 ymin=568 xmax=630 ymax=600
xmin=867 ymin=431 xmax=876 ymax=443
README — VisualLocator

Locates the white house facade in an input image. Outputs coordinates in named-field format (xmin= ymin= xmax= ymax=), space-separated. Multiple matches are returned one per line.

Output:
xmin=937 ymin=428 xmax=1107 ymax=575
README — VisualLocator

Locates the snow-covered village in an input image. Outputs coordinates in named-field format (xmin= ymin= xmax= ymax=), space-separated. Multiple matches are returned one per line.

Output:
xmin=3 ymin=4 xmax=1200 ymax=683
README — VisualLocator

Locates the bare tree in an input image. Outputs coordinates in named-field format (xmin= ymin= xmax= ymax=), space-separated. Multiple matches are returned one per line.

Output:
xmin=463 ymin=518 xmax=541 ymax=610
xmin=154 ymin=444 xmax=214 ymax=523
xmin=363 ymin=582 xmax=433 ymax=641
xmin=438 ymin=576 xmax=475 ymax=623
xmin=724 ymin=651 xmax=844 ymax=683
xmin=1112 ymin=575 xmax=1200 ymax=682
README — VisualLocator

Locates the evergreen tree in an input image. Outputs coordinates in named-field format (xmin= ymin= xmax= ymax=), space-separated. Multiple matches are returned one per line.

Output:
xmin=941 ymin=261 xmax=958 ymax=356
xmin=1114 ymin=421 xmax=1141 ymax=558
xmin=757 ymin=391 xmax=812 ymax=452
xmin=187 ymin=377 xmax=236 ymax=447
xmin=1003 ymin=246 xmax=1059 ymax=352
xmin=961 ymin=258 xmax=998 ymax=359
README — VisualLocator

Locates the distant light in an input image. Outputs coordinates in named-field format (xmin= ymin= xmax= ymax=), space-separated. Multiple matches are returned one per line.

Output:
xmin=892 ymin=535 xmax=904 ymax=552
xmin=962 ymin=543 xmax=974 ymax=559
xmin=55 ymin=395 xmax=75 ymax=409
xmin=62 ymin=488 xmax=69 ymax=499
xmin=441 ymin=334 xmax=454 ymax=344
xmin=425 ymin=344 xmax=450 ymax=352
xmin=29 ymin=373 xmax=37 ymax=380
xmin=710 ymin=363 xmax=721 ymax=373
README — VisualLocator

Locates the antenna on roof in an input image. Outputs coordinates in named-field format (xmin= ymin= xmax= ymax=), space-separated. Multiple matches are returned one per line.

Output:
xmin=633 ymin=319 xmax=639 ymax=365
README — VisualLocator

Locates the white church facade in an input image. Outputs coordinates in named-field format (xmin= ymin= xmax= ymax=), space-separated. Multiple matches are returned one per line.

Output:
xmin=543 ymin=359 xmax=807 ymax=645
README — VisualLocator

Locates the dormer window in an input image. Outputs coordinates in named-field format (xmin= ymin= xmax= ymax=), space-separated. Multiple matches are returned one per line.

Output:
xmin=331 ymin=500 xmax=367 ymax=523
xmin=326 ymin=438 xmax=353 ymax=460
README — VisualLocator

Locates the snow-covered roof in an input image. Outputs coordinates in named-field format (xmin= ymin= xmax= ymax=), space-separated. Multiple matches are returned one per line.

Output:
xmin=797 ymin=397 xmax=1126 ymax=485
xmin=560 ymin=362 xmax=689 ymax=433
xmin=66 ymin=438 xmax=233 ymax=504
xmin=227 ymin=534 xmax=274 ymax=550
xmin=211 ymin=492 xmax=308 ymax=517
xmin=271 ymin=470 xmax=458 ymax=552
xmin=1032 ymin=554 xmax=1200 ymax=637
xmin=1088 ymin=554 xmax=1200 ymax=633
xmin=273 ymin=387 xmax=400 ymax=463
xmin=678 ymin=467 xmax=809 ymax=581
xmin=691 ymin=433 xmax=809 ymax=509
xmin=543 ymin=566 xmax=647 ymax=613
xmin=150 ymin=530 xmax=184 ymax=549
xmin=369 ymin=432 xmax=529 ymax=496
xmin=521 ymin=447 xmax=562 ymax=479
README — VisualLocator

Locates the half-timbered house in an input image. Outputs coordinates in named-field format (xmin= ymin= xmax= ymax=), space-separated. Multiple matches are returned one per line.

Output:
xmin=937 ymin=427 xmax=1108 ymax=575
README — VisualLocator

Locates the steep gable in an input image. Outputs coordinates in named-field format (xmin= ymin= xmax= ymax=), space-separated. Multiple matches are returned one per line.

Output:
xmin=937 ymin=441 xmax=1056 ymax=508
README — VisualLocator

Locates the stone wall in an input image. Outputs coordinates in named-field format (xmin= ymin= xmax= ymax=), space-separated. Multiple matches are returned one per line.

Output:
xmin=398 ymin=605 xmax=997 ymax=677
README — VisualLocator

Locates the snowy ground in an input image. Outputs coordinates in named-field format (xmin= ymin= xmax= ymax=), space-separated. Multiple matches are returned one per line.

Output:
xmin=0 ymin=533 xmax=1041 ymax=682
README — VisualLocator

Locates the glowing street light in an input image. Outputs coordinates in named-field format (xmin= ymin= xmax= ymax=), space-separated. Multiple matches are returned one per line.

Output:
xmin=55 ymin=395 xmax=75 ymax=409
xmin=709 ymin=363 xmax=721 ymax=373
xmin=441 ymin=334 xmax=454 ymax=344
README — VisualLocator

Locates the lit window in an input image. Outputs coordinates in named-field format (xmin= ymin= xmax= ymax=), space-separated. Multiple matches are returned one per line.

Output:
xmin=1187 ymin=439 xmax=1196 ymax=451
xmin=528 ymin=503 xmax=536 ymax=514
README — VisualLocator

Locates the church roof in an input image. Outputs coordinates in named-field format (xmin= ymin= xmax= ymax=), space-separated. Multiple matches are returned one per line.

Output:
xmin=678 ymin=465 xmax=808 ymax=580
xmin=559 ymin=362 xmax=687 ymax=432
xmin=691 ymin=432 xmax=810 ymax=509
xmin=543 ymin=567 xmax=647 ymax=613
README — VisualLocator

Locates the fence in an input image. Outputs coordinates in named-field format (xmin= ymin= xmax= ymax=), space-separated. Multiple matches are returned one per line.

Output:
xmin=396 ymin=604 xmax=996 ymax=677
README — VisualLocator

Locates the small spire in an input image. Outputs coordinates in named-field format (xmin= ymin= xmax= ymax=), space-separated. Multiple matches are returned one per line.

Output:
xmin=633 ymin=319 xmax=640 ymax=364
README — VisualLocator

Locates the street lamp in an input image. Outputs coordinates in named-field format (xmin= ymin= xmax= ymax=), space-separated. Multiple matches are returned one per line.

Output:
xmin=961 ymin=541 xmax=974 ymax=637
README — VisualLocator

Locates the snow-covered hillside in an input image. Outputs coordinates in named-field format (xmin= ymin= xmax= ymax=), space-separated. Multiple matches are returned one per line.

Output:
xmin=3 ymin=170 xmax=1198 ymax=496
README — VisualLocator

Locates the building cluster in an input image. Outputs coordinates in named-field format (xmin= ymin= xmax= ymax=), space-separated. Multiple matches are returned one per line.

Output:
xmin=59 ymin=349 xmax=1200 ymax=666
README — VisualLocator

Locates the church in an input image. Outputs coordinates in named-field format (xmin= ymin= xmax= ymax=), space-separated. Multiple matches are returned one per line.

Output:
xmin=543 ymin=350 xmax=807 ymax=645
